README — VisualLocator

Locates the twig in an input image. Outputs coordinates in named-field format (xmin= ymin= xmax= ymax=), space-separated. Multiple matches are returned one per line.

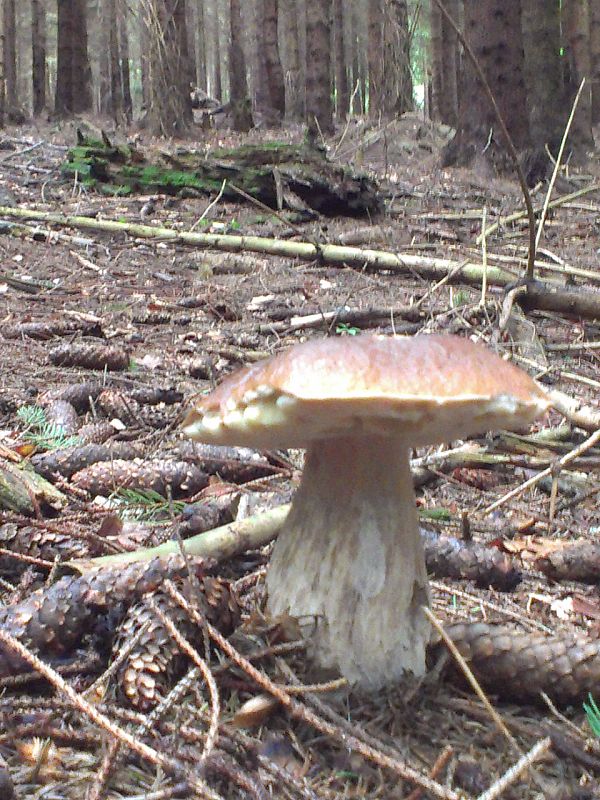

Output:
xmin=405 ymin=745 xmax=454 ymax=800
xmin=0 ymin=628 xmax=223 ymax=800
xmin=147 ymin=596 xmax=220 ymax=767
xmin=190 ymin=179 xmax=227 ymax=230
xmin=482 ymin=428 xmax=600 ymax=515
xmin=475 ymin=737 xmax=552 ymax=800
xmin=535 ymin=79 xmax=585 ymax=249
xmin=165 ymin=583 xmax=463 ymax=800
xmin=73 ymin=502 xmax=291 ymax=569
xmin=423 ymin=607 xmax=518 ymax=750
xmin=479 ymin=206 xmax=488 ymax=307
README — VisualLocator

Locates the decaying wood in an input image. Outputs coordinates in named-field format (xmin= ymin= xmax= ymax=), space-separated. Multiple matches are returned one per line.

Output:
xmin=0 ymin=462 xmax=67 ymax=514
xmin=62 ymin=137 xmax=381 ymax=216
xmin=2 ymin=205 xmax=600 ymax=318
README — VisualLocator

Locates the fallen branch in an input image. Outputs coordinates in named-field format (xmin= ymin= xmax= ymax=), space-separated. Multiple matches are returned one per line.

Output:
xmin=3 ymin=205 xmax=600 ymax=318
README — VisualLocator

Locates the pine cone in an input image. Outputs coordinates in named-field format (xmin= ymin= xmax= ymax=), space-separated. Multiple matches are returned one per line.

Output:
xmin=442 ymin=622 xmax=600 ymax=704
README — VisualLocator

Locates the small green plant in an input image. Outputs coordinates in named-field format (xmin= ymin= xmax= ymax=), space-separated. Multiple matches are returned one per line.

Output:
xmin=112 ymin=487 xmax=186 ymax=521
xmin=451 ymin=289 xmax=469 ymax=307
xmin=17 ymin=405 xmax=81 ymax=451
xmin=584 ymin=694 xmax=600 ymax=737
xmin=336 ymin=323 xmax=361 ymax=336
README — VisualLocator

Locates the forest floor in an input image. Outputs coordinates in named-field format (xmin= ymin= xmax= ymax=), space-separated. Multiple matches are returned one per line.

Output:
xmin=1 ymin=112 xmax=600 ymax=799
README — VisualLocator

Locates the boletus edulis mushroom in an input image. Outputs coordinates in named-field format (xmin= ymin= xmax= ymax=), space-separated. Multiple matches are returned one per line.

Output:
xmin=182 ymin=334 xmax=549 ymax=689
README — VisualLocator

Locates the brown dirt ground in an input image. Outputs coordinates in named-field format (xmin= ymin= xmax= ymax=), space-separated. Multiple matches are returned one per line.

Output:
xmin=1 ymin=113 xmax=600 ymax=799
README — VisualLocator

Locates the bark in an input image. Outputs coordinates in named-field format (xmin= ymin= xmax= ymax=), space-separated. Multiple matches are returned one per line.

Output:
xmin=442 ymin=0 xmax=530 ymax=172
xmin=280 ymin=0 xmax=304 ymax=119
xmin=143 ymin=0 xmax=193 ymax=136
xmin=139 ymin=0 xmax=150 ymax=107
xmin=186 ymin=0 xmax=198 ymax=87
xmin=382 ymin=0 xmax=413 ymax=116
xmin=195 ymin=0 xmax=207 ymax=91
xmin=332 ymin=0 xmax=349 ymax=118
xmin=368 ymin=0 xmax=384 ymax=116
xmin=262 ymin=0 xmax=285 ymax=122
xmin=591 ymin=0 xmax=600 ymax=122
xmin=31 ymin=0 xmax=46 ymax=115
xmin=118 ymin=0 xmax=133 ymax=122
xmin=351 ymin=0 xmax=367 ymax=114
xmin=98 ymin=1 xmax=111 ymax=114
xmin=439 ymin=0 xmax=459 ymax=126
xmin=55 ymin=0 xmax=92 ymax=115
xmin=109 ymin=0 xmax=124 ymax=121
xmin=563 ymin=0 xmax=594 ymax=154
xmin=211 ymin=0 xmax=222 ymax=99
xmin=305 ymin=0 xmax=334 ymax=135
xmin=521 ymin=0 xmax=563 ymax=147
xmin=2 ymin=0 xmax=16 ymax=108
xmin=229 ymin=0 xmax=253 ymax=130
xmin=429 ymin=1 xmax=443 ymax=120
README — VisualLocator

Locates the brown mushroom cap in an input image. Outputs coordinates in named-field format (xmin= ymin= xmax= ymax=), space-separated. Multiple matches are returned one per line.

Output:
xmin=183 ymin=334 xmax=549 ymax=448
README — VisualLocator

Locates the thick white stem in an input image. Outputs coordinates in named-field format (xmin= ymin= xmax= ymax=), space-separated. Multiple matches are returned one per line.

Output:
xmin=266 ymin=435 xmax=430 ymax=688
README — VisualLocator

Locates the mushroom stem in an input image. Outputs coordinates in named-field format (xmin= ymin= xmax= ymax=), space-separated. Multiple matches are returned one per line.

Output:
xmin=266 ymin=434 xmax=431 ymax=688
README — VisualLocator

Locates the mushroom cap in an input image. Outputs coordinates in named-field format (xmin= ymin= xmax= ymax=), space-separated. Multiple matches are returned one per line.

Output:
xmin=182 ymin=334 xmax=549 ymax=448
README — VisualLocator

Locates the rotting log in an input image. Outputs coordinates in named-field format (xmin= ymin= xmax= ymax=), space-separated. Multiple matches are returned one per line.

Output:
xmin=62 ymin=135 xmax=381 ymax=216
xmin=2 ymin=206 xmax=600 ymax=318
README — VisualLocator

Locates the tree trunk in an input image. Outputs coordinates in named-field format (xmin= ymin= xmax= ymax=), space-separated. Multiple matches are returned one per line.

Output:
xmin=55 ymin=0 xmax=92 ymax=115
xmin=521 ymin=0 xmax=563 ymax=147
xmin=229 ymin=0 xmax=253 ymax=130
xmin=109 ymin=0 xmax=124 ymax=121
xmin=306 ymin=0 xmax=334 ymax=135
xmin=194 ymin=0 xmax=207 ymax=91
xmin=332 ymin=0 xmax=349 ymax=119
xmin=351 ymin=0 xmax=367 ymax=114
xmin=3 ymin=0 xmax=16 ymax=109
xmin=262 ymin=0 xmax=285 ymax=122
xmin=143 ymin=0 xmax=193 ymax=135
xmin=139 ymin=0 xmax=150 ymax=107
xmin=211 ymin=0 xmax=222 ymax=99
xmin=31 ymin=0 xmax=46 ymax=115
xmin=591 ymin=0 xmax=600 ymax=123
xmin=368 ymin=0 xmax=384 ymax=117
xmin=382 ymin=0 xmax=413 ymax=116
xmin=118 ymin=0 xmax=133 ymax=122
xmin=439 ymin=0 xmax=459 ymax=126
xmin=429 ymin=1 xmax=443 ymax=121
xmin=442 ymin=0 xmax=530 ymax=172
xmin=280 ymin=0 xmax=304 ymax=119
xmin=98 ymin=1 xmax=111 ymax=114
xmin=564 ymin=0 xmax=594 ymax=154
xmin=186 ymin=0 xmax=198 ymax=87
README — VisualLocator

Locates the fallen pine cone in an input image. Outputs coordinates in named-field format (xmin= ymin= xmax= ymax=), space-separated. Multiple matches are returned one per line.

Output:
xmin=536 ymin=541 xmax=600 ymax=584
xmin=37 ymin=382 xmax=104 ymax=413
xmin=71 ymin=459 xmax=208 ymax=497
xmin=422 ymin=528 xmax=520 ymax=591
xmin=31 ymin=442 xmax=144 ymax=481
xmin=0 ymin=555 xmax=215 ymax=678
xmin=48 ymin=342 xmax=130 ymax=371
xmin=441 ymin=622 xmax=600 ymax=704
xmin=42 ymin=399 xmax=80 ymax=437
xmin=115 ymin=575 xmax=239 ymax=709
xmin=0 ymin=522 xmax=89 ymax=572
xmin=1 ymin=318 xmax=103 ymax=341
xmin=96 ymin=388 xmax=177 ymax=429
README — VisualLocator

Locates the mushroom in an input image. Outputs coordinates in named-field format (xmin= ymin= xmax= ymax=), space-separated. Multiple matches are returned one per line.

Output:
xmin=182 ymin=334 xmax=549 ymax=689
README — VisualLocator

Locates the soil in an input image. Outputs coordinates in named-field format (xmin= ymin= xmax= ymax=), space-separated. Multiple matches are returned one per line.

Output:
xmin=1 ymin=112 xmax=600 ymax=799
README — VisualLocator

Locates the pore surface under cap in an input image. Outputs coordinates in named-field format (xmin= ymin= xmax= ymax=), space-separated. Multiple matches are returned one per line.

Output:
xmin=182 ymin=334 xmax=549 ymax=448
